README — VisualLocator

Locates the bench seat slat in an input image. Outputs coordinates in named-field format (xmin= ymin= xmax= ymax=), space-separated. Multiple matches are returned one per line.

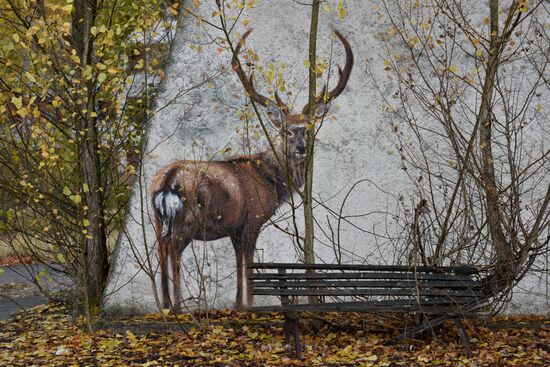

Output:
xmin=251 ymin=280 xmax=482 ymax=289
xmin=249 ymin=272 xmax=475 ymax=282
xmin=249 ymin=302 xmax=484 ymax=316
xmin=253 ymin=288 xmax=484 ymax=297
xmin=250 ymin=298 xmax=482 ymax=310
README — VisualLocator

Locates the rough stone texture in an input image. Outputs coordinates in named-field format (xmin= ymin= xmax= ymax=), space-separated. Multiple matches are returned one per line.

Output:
xmin=104 ymin=0 xmax=549 ymax=314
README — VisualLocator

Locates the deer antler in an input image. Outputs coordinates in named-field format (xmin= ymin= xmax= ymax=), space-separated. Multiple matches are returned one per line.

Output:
xmin=232 ymin=29 xmax=290 ymax=113
xmin=302 ymin=30 xmax=354 ymax=115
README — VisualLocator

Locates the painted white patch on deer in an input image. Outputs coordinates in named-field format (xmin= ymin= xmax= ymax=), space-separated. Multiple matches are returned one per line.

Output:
xmin=153 ymin=190 xmax=185 ymax=236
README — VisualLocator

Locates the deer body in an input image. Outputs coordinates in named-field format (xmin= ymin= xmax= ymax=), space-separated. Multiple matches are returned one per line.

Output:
xmin=151 ymin=29 xmax=353 ymax=311
xmin=151 ymin=144 xmax=304 ymax=309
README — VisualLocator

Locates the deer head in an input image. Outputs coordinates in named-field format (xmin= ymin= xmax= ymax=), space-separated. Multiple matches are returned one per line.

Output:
xmin=231 ymin=29 xmax=354 ymax=162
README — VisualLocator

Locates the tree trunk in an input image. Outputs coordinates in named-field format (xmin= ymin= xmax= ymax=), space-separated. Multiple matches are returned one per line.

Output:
xmin=479 ymin=0 xmax=516 ymax=293
xmin=72 ymin=0 xmax=109 ymax=312
xmin=304 ymin=0 xmax=320 ymax=303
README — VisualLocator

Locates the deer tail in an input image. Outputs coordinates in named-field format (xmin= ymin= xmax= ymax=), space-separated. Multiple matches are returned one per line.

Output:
xmin=152 ymin=182 xmax=185 ymax=239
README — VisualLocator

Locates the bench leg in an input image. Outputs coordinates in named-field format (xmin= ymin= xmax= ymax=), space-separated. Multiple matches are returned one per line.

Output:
xmin=284 ymin=315 xmax=291 ymax=345
xmin=388 ymin=314 xmax=451 ymax=344
xmin=283 ymin=313 xmax=302 ymax=359
xmin=453 ymin=318 xmax=473 ymax=358
xmin=293 ymin=316 xmax=302 ymax=360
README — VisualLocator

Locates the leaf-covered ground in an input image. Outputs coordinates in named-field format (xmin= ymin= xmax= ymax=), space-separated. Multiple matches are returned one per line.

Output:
xmin=0 ymin=304 xmax=548 ymax=366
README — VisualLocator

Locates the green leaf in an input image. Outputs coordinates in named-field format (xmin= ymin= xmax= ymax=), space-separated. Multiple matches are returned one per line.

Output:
xmin=35 ymin=267 xmax=49 ymax=282
xmin=63 ymin=186 xmax=71 ymax=196
xmin=0 ymin=267 xmax=4 ymax=276
xmin=57 ymin=253 xmax=66 ymax=263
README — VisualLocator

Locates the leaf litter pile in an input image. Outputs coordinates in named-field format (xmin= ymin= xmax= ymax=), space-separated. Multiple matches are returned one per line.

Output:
xmin=0 ymin=304 xmax=548 ymax=366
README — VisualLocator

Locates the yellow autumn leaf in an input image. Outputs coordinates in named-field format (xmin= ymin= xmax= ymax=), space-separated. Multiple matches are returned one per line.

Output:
xmin=25 ymin=72 xmax=36 ymax=83
xmin=97 ymin=73 xmax=107 ymax=83
xmin=16 ymin=107 xmax=28 ymax=117
xmin=70 ymin=194 xmax=82 ymax=204
xmin=365 ymin=354 xmax=378 ymax=361
xmin=337 ymin=0 xmax=347 ymax=19
xmin=11 ymin=96 xmax=23 ymax=109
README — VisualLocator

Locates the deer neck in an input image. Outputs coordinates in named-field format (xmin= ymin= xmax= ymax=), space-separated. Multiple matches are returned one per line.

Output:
xmin=261 ymin=138 xmax=306 ymax=196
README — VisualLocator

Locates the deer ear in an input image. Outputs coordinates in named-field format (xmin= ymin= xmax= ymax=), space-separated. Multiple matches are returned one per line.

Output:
xmin=266 ymin=103 xmax=284 ymax=129
xmin=314 ymin=102 xmax=330 ymax=118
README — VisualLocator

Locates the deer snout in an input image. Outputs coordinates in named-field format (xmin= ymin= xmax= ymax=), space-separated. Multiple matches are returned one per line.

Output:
xmin=296 ymin=141 xmax=306 ymax=154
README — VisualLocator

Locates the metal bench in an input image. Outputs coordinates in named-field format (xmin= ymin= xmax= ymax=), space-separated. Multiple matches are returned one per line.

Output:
xmin=248 ymin=263 xmax=489 ymax=359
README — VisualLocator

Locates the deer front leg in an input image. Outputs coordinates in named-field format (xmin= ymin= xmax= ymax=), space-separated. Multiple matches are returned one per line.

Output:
xmin=231 ymin=237 xmax=245 ymax=310
xmin=244 ymin=244 xmax=256 ymax=307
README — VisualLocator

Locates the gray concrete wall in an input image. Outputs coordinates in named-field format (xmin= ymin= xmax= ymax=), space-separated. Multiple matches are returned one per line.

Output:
xmin=104 ymin=0 xmax=549 ymax=314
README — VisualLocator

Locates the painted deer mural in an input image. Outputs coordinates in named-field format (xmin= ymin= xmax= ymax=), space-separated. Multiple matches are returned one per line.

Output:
xmin=151 ymin=29 xmax=353 ymax=311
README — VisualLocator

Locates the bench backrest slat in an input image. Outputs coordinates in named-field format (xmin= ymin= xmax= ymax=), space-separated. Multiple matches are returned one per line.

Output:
xmin=249 ymin=262 xmax=479 ymax=275
xmin=250 ymin=279 xmax=482 ymax=289
xmin=248 ymin=262 xmax=487 ymax=306
xmin=249 ymin=272 xmax=475 ymax=282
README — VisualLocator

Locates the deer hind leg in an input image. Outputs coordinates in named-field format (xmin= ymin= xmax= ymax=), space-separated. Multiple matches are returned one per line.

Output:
xmin=160 ymin=239 xmax=172 ymax=309
xmin=170 ymin=236 xmax=192 ymax=313
xmin=152 ymin=185 xmax=187 ymax=311
xmin=154 ymin=214 xmax=171 ymax=309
